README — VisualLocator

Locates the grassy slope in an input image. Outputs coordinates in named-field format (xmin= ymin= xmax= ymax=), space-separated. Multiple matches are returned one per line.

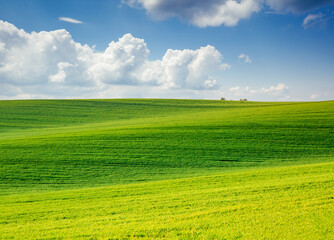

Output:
xmin=1 ymin=162 xmax=333 ymax=239
xmin=0 ymin=99 xmax=333 ymax=239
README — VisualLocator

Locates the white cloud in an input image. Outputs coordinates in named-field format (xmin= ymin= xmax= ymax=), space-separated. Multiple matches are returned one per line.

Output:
xmin=86 ymin=33 xmax=150 ymax=85
xmin=48 ymin=62 xmax=74 ymax=83
xmin=154 ymin=46 xmax=231 ymax=89
xmin=229 ymin=83 xmax=289 ymax=98
xmin=238 ymin=53 xmax=252 ymax=63
xmin=124 ymin=0 xmax=262 ymax=27
xmin=124 ymin=0 xmax=334 ymax=27
xmin=303 ymin=13 xmax=326 ymax=28
xmin=59 ymin=17 xmax=83 ymax=24
xmin=0 ymin=20 xmax=230 ymax=99
xmin=0 ymin=21 xmax=93 ymax=86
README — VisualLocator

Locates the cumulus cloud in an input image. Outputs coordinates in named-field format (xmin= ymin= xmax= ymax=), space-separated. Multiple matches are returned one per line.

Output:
xmin=124 ymin=0 xmax=262 ymax=27
xmin=59 ymin=17 xmax=83 ymax=24
xmin=86 ymin=33 xmax=150 ymax=85
xmin=124 ymin=0 xmax=334 ymax=27
xmin=154 ymin=46 xmax=231 ymax=89
xmin=229 ymin=83 xmax=289 ymax=98
xmin=0 ymin=20 xmax=230 ymax=99
xmin=0 ymin=21 xmax=93 ymax=87
xmin=238 ymin=53 xmax=252 ymax=63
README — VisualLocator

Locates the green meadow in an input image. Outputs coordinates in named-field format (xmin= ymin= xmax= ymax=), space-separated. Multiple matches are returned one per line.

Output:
xmin=0 ymin=99 xmax=333 ymax=239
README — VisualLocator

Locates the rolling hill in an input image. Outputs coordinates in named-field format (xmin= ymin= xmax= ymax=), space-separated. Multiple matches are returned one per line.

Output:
xmin=0 ymin=99 xmax=333 ymax=239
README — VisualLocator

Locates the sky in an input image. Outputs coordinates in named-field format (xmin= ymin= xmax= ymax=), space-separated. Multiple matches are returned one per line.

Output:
xmin=0 ymin=0 xmax=333 ymax=101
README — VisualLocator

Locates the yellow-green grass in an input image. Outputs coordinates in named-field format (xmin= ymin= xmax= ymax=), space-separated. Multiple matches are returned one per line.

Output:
xmin=1 ymin=162 xmax=333 ymax=239
xmin=0 ymin=99 xmax=333 ymax=239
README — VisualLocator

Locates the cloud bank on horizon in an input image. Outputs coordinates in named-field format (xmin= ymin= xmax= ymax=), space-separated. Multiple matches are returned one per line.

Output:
xmin=0 ymin=20 xmax=231 ymax=99
xmin=124 ymin=0 xmax=334 ymax=27
xmin=0 ymin=20 xmax=290 ymax=100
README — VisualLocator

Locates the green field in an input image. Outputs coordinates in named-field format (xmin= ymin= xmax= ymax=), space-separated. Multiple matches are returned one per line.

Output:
xmin=0 ymin=99 xmax=333 ymax=239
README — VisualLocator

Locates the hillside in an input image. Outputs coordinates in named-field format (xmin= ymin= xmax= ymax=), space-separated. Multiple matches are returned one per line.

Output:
xmin=0 ymin=99 xmax=333 ymax=239
xmin=1 ymin=162 xmax=333 ymax=239
xmin=1 ymin=99 xmax=333 ymax=193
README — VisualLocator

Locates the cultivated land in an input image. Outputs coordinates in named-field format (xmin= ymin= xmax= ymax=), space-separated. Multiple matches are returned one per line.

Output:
xmin=0 ymin=99 xmax=333 ymax=239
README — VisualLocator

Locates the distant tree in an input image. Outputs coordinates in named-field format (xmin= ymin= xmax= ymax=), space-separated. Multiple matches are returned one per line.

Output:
xmin=240 ymin=98 xmax=248 ymax=102
xmin=220 ymin=97 xmax=226 ymax=101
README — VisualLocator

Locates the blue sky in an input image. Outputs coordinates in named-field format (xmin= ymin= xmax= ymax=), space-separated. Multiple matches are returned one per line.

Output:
xmin=0 ymin=0 xmax=333 ymax=100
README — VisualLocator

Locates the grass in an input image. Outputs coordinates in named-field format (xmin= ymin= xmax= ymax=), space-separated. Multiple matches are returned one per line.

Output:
xmin=1 ymin=162 xmax=333 ymax=239
xmin=0 ymin=99 xmax=333 ymax=239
